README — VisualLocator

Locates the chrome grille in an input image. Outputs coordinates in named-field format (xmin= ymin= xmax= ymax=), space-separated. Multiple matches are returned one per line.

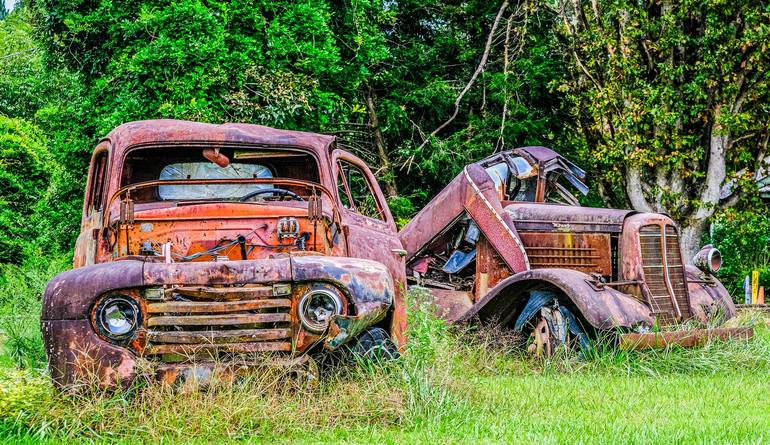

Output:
xmin=144 ymin=285 xmax=293 ymax=360
xmin=639 ymin=225 xmax=691 ymax=324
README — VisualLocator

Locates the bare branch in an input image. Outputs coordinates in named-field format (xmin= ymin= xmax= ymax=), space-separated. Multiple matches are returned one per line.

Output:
xmin=417 ymin=1 xmax=509 ymax=150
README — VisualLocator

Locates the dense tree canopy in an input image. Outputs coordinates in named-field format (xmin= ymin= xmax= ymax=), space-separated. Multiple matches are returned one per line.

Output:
xmin=553 ymin=0 xmax=770 ymax=257
xmin=1 ymin=0 xmax=769 ymax=283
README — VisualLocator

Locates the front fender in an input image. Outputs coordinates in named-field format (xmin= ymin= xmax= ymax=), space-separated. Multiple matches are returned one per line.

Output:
xmin=457 ymin=268 xmax=655 ymax=330
xmin=685 ymin=265 xmax=736 ymax=323
xmin=291 ymin=256 xmax=395 ymax=349
xmin=42 ymin=261 xmax=145 ymax=321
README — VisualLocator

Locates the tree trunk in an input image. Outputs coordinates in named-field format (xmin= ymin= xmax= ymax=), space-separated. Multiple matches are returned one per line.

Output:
xmin=365 ymin=90 xmax=398 ymax=198
xmin=680 ymin=219 xmax=708 ymax=265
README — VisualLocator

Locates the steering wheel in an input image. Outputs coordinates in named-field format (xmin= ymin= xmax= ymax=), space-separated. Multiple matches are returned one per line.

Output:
xmin=239 ymin=188 xmax=305 ymax=202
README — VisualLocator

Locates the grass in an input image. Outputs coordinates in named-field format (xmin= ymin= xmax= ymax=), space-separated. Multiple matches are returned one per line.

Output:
xmin=0 ymin=260 xmax=769 ymax=444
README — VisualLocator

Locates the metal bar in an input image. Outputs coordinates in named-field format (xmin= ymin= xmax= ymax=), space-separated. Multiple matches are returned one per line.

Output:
xmin=147 ymin=328 xmax=292 ymax=344
xmin=147 ymin=313 xmax=290 ymax=327
xmin=147 ymin=298 xmax=291 ymax=314
xmin=146 ymin=341 xmax=292 ymax=355
xmin=619 ymin=327 xmax=754 ymax=350
xmin=169 ymin=286 xmax=273 ymax=300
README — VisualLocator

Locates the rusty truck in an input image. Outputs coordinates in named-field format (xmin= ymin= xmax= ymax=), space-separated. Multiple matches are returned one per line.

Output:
xmin=399 ymin=146 xmax=749 ymax=353
xmin=42 ymin=120 xmax=407 ymax=387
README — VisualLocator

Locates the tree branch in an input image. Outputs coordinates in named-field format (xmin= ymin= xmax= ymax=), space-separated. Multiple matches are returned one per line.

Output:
xmin=417 ymin=0 xmax=509 ymax=150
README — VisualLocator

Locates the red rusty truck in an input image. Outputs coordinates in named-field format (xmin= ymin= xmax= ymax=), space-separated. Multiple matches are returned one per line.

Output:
xmin=42 ymin=120 xmax=407 ymax=387
xmin=399 ymin=146 xmax=749 ymax=353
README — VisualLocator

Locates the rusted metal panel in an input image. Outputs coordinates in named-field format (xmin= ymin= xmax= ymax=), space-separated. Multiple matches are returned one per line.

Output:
xmin=619 ymin=327 xmax=753 ymax=350
xmin=146 ymin=313 xmax=290 ymax=327
xmin=518 ymin=232 xmax=612 ymax=276
xmin=42 ymin=319 xmax=137 ymax=388
xmin=144 ymin=259 xmax=292 ymax=286
xmin=424 ymin=288 xmax=474 ymax=322
xmin=146 ymin=341 xmax=292 ymax=356
xmin=169 ymin=286 xmax=273 ymax=300
xmin=147 ymin=299 xmax=290 ymax=314
xmin=505 ymin=203 xmax=632 ymax=233
xmin=399 ymin=163 xmax=529 ymax=273
xmin=146 ymin=328 xmax=292 ymax=344
xmin=475 ymin=236 xmax=511 ymax=301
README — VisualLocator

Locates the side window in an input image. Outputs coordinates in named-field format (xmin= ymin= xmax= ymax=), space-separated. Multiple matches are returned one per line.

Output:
xmin=87 ymin=151 xmax=108 ymax=214
xmin=336 ymin=160 xmax=385 ymax=221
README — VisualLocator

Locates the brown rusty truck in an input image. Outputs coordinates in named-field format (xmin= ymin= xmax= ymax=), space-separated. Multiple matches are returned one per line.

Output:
xmin=399 ymin=146 xmax=749 ymax=353
xmin=42 ymin=120 xmax=407 ymax=387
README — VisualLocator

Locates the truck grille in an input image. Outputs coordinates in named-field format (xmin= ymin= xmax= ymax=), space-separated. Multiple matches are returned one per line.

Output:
xmin=144 ymin=285 xmax=293 ymax=360
xmin=519 ymin=232 xmax=612 ymax=275
xmin=639 ymin=225 xmax=691 ymax=324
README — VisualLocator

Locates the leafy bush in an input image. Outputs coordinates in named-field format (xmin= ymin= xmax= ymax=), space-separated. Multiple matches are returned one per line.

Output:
xmin=0 ymin=117 xmax=52 ymax=263
xmin=710 ymin=210 xmax=770 ymax=298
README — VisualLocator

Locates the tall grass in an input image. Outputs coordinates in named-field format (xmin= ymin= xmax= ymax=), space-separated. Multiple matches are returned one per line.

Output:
xmin=0 ymin=256 xmax=69 ymax=368
xmin=0 ymin=260 xmax=767 ymax=443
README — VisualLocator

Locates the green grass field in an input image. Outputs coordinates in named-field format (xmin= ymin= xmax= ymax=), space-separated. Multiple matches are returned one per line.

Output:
xmin=0 ymin=260 xmax=768 ymax=444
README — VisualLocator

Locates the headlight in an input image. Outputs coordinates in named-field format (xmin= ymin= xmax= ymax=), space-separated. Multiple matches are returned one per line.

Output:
xmin=298 ymin=286 xmax=343 ymax=333
xmin=95 ymin=295 xmax=141 ymax=340
xmin=693 ymin=245 xmax=722 ymax=274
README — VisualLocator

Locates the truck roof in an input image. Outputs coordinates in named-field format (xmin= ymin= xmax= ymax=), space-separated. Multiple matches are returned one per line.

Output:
xmin=102 ymin=119 xmax=336 ymax=160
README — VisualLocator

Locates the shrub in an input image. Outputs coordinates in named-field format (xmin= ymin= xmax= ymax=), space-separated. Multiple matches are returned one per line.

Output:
xmin=709 ymin=209 xmax=770 ymax=298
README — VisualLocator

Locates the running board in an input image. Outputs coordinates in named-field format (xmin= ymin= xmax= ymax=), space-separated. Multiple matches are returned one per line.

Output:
xmin=619 ymin=327 xmax=754 ymax=350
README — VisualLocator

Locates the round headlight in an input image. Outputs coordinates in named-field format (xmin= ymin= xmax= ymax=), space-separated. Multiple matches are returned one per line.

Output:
xmin=298 ymin=287 xmax=343 ymax=334
xmin=693 ymin=245 xmax=722 ymax=274
xmin=95 ymin=295 xmax=141 ymax=340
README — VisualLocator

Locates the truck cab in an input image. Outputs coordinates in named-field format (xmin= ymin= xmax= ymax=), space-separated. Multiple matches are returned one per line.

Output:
xmin=43 ymin=120 xmax=406 ymax=387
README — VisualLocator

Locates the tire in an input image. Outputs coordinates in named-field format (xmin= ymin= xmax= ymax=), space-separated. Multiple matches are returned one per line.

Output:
xmin=347 ymin=327 xmax=400 ymax=362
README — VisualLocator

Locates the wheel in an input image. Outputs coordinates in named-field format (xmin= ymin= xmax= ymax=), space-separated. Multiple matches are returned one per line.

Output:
xmin=346 ymin=327 xmax=400 ymax=362
xmin=514 ymin=290 xmax=590 ymax=357
xmin=527 ymin=305 xmax=568 ymax=356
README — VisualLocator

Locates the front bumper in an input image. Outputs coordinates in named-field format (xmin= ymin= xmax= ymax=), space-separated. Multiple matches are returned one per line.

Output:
xmin=618 ymin=327 xmax=753 ymax=350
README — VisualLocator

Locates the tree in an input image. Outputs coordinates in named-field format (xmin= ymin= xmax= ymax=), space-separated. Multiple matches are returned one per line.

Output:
xmin=362 ymin=1 xmax=569 ymax=206
xmin=553 ymin=0 xmax=770 ymax=258
xmin=0 ymin=116 xmax=50 ymax=262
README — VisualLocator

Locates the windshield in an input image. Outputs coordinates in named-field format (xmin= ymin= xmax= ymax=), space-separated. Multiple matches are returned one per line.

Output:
xmin=158 ymin=162 xmax=273 ymax=200
xmin=483 ymin=154 xmax=587 ymax=205
xmin=121 ymin=146 xmax=320 ymax=203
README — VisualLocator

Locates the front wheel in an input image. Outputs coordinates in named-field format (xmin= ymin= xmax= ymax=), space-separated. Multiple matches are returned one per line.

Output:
xmin=346 ymin=327 xmax=400 ymax=362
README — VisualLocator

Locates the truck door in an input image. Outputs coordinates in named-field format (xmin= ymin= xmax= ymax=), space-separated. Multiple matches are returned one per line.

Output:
xmin=331 ymin=151 xmax=406 ymax=288
xmin=332 ymin=151 xmax=407 ymax=345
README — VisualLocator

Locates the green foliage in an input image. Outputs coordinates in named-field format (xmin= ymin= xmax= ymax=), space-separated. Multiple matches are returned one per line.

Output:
xmin=0 ymin=255 xmax=67 ymax=368
xmin=34 ymin=0 xmax=359 ymax=134
xmin=554 ymin=1 xmax=770 ymax=223
xmin=0 ymin=117 xmax=50 ymax=262
xmin=0 ymin=6 xmax=93 ymax=258
xmin=711 ymin=209 xmax=770 ymax=296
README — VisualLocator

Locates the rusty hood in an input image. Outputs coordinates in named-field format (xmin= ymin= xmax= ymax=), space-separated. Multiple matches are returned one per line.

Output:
xmin=503 ymin=203 xmax=636 ymax=233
